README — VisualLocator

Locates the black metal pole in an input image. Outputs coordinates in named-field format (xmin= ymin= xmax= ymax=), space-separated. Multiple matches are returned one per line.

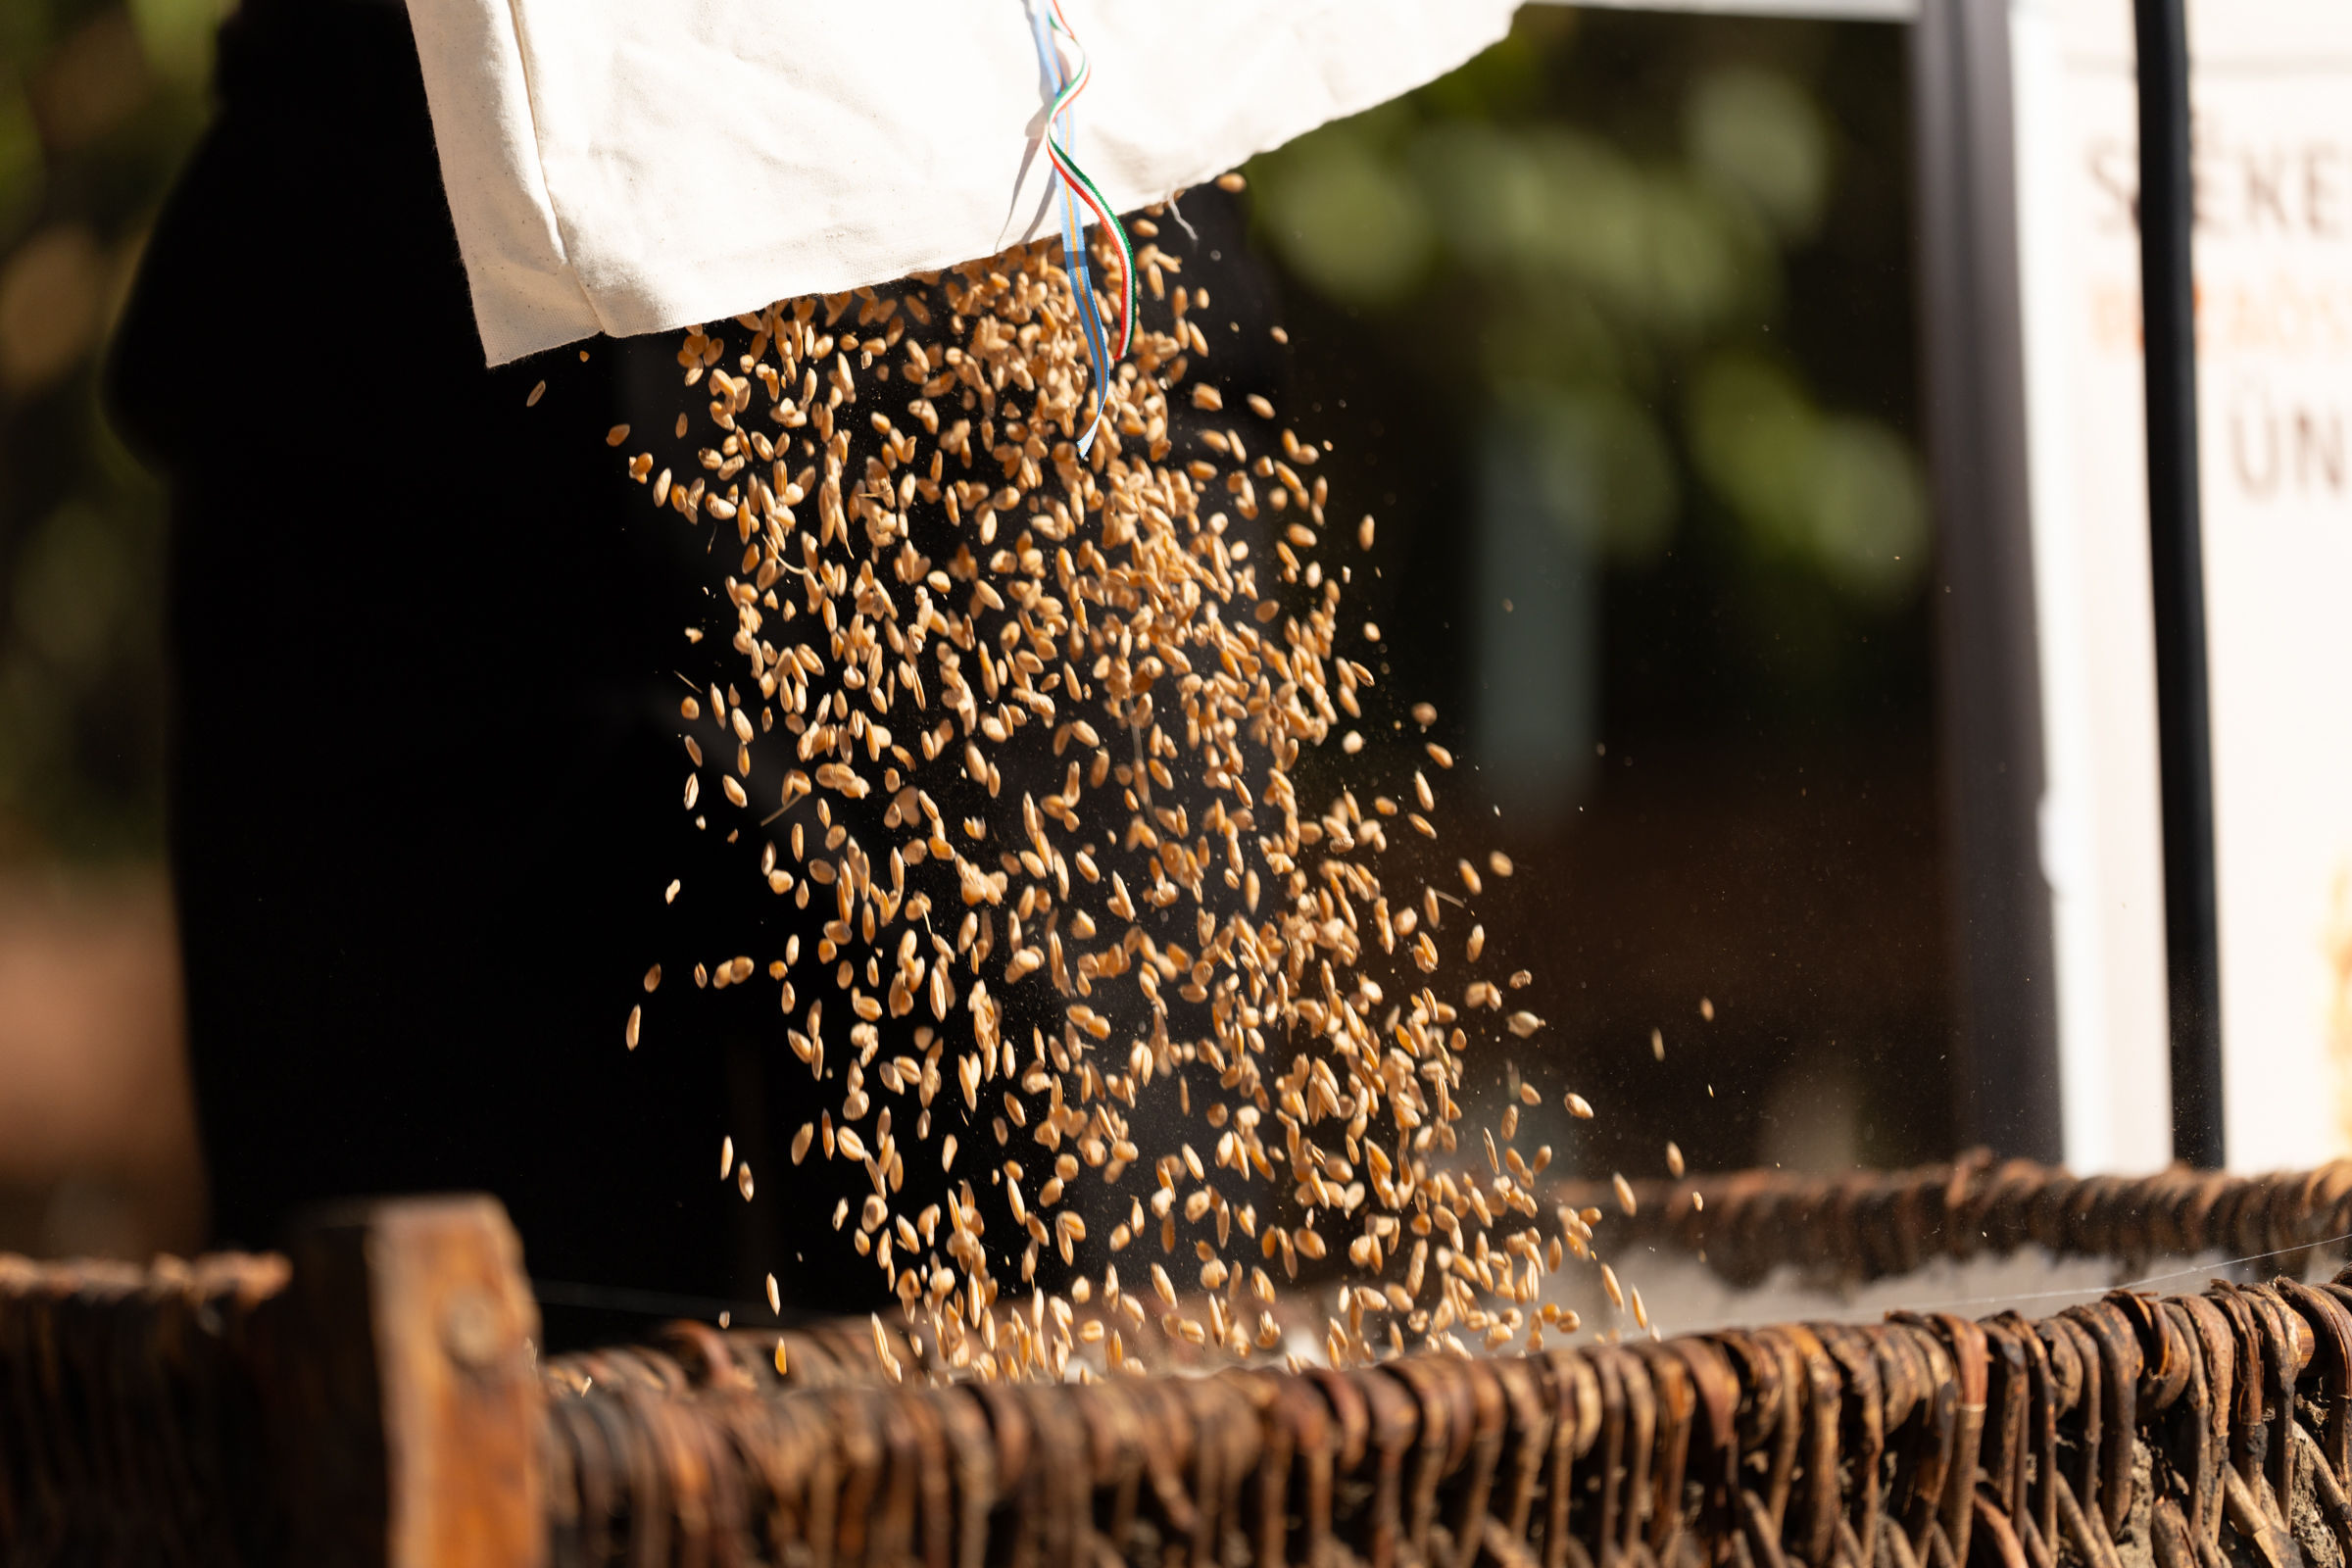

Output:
xmin=2133 ymin=0 xmax=2223 ymax=1167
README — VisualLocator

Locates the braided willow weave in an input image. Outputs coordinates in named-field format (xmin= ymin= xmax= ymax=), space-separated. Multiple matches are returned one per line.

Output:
xmin=0 ymin=1250 xmax=290 ymax=1565
xmin=537 ymin=1277 xmax=2352 ymax=1568
xmin=15 ymin=1190 xmax=2352 ymax=1568
xmin=1549 ymin=1158 xmax=2352 ymax=1289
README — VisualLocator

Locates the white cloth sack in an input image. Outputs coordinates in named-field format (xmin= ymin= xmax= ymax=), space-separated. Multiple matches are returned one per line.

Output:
xmin=403 ymin=0 xmax=1519 ymax=365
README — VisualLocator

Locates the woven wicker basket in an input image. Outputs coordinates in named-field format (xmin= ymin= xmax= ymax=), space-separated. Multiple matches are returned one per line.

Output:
xmin=9 ymin=1163 xmax=2352 ymax=1568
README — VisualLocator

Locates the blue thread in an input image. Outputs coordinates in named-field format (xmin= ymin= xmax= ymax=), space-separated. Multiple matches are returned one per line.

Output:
xmin=1029 ymin=1 xmax=1113 ymax=455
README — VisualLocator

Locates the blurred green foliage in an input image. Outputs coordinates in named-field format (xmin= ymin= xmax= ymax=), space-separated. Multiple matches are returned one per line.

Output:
xmin=0 ymin=0 xmax=222 ymax=862
xmin=1248 ymin=8 xmax=1926 ymax=615
xmin=1240 ymin=14 xmax=1951 ymax=1170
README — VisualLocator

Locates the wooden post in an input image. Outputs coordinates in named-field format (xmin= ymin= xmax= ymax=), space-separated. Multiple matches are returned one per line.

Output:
xmin=269 ymin=1195 xmax=545 ymax=1568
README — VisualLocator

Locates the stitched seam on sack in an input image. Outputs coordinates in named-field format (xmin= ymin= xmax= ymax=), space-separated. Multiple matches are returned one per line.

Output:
xmin=497 ymin=0 xmax=607 ymax=334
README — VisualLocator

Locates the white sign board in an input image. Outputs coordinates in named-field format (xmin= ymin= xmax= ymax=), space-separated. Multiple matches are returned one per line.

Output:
xmin=2014 ymin=0 xmax=2352 ymax=1171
